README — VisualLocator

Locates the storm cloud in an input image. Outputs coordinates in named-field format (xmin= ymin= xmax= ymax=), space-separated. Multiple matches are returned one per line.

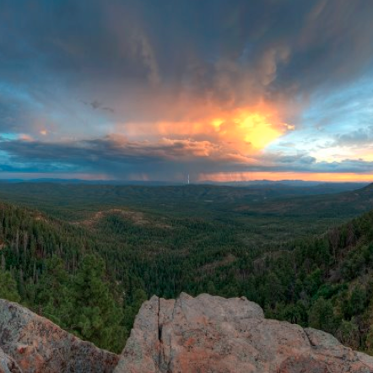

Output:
xmin=1 ymin=0 xmax=373 ymax=181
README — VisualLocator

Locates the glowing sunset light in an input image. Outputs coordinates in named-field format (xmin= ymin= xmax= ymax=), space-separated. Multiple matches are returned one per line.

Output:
xmin=211 ymin=119 xmax=224 ymax=130
xmin=234 ymin=111 xmax=283 ymax=149
xmin=199 ymin=172 xmax=373 ymax=183
xmin=124 ymin=104 xmax=289 ymax=154
xmin=210 ymin=105 xmax=290 ymax=151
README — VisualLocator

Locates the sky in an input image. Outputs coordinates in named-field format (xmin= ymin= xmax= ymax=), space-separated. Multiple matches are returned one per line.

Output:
xmin=1 ymin=0 xmax=373 ymax=182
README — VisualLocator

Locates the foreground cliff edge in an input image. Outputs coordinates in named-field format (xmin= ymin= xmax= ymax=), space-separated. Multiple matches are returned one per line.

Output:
xmin=0 ymin=299 xmax=119 ymax=373
xmin=1 ymin=295 xmax=373 ymax=373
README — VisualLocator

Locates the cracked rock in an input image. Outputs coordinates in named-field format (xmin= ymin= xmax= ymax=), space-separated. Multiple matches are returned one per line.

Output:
xmin=115 ymin=293 xmax=373 ymax=373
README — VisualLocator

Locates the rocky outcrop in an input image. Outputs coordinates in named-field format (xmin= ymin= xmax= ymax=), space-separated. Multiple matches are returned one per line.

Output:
xmin=0 ymin=299 xmax=119 ymax=373
xmin=1 ymin=294 xmax=373 ymax=372
xmin=115 ymin=293 xmax=373 ymax=373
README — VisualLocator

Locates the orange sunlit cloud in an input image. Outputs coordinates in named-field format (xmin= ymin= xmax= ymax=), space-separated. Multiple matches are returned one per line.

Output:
xmin=119 ymin=102 xmax=291 ymax=159
xmin=210 ymin=105 xmax=291 ymax=151
xmin=19 ymin=134 xmax=34 ymax=142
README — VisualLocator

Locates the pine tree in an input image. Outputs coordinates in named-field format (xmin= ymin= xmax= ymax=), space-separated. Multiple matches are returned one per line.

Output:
xmin=309 ymin=297 xmax=337 ymax=333
xmin=0 ymin=269 xmax=21 ymax=302
xmin=70 ymin=255 xmax=127 ymax=353
xmin=123 ymin=288 xmax=147 ymax=332
xmin=36 ymin=256 xmax=73 ymax=327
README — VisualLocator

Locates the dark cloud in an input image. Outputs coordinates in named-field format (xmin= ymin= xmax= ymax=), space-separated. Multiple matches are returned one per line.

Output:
xmin=1 ymin=0 xmax=373 ymax=179
xmin=82 ymin=100 xmax=115 ymax=113
xmin=2 ymin=1 xmax=373 ymax=103
xmin=2 ymin=136 xmax=373 ymax=180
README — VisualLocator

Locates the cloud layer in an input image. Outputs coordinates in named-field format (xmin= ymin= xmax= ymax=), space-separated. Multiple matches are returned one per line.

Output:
xmin=1 ymin=0 xmax=373 ymax=181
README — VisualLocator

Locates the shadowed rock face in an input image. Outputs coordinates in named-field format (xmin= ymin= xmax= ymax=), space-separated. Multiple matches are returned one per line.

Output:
xmin=115 ymin=293 xmax=373 ymax=373
xmin=0 ymin=299 xmax=119 ymax=373
xmin=0 ymin=347 xmax=22 ymax=373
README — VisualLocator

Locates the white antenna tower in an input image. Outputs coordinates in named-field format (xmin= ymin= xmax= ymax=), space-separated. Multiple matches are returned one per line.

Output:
xmin=188 ymin=174 xmax=190 ymax=185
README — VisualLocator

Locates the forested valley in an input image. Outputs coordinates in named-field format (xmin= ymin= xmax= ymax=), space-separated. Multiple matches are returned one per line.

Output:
xmin=1 ymin=182 xmax=373 ymax=354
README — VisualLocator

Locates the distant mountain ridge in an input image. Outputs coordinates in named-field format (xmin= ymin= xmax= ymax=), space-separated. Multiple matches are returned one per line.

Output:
xmin=0 ymin=178 xmax=369 ymax=189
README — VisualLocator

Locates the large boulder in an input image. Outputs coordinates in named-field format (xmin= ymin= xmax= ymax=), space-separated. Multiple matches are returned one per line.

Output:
xmin=115 ymin=292 xmax=373 ymax=373
xmin=0 ymin=299 xmax=119 ymax=373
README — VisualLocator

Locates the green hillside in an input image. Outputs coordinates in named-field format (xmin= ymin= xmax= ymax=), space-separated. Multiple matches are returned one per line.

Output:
xmin=1 ymin=183 xmax=373 ymax=353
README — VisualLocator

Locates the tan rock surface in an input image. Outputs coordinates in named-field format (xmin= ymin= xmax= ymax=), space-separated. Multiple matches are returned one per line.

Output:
xmin=0 ymin=299 xmax=119 ymax=373
xmin=115 ymin=292 xmax=373 ymax=373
